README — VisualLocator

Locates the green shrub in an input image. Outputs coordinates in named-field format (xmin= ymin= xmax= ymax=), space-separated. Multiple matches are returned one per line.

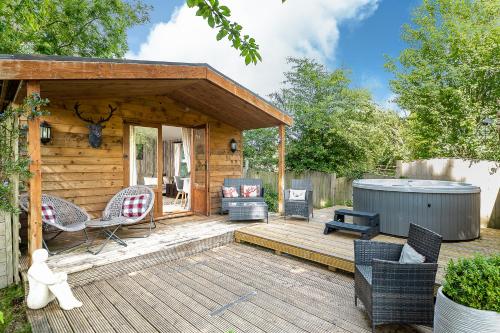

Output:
xmin=442 ymin=254 xmax=500 ymax=312
xmin=0 ymin=284 xmax=30 ymax=332
xmin=263 ymin=184 xmax=278 ymax=212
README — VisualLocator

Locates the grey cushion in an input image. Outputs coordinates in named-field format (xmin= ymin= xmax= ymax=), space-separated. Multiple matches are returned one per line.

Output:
xmin=357 ymin=265 xmax=372 ymax=284
xmin=399 ymin=243 xmax=425 ymax=264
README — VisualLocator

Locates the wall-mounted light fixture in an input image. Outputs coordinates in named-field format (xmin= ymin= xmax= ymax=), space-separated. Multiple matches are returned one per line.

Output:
xmin=230 ymin=138 xmax=237 ymax=153
xmin=40 ymin=121 xmax=52 ymax=144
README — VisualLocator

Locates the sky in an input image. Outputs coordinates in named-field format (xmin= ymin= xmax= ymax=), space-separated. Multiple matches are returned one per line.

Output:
xmin=126 ymin=0 xmax=422 ymax=109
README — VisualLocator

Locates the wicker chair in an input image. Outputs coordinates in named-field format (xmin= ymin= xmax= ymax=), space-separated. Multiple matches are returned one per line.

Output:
xmin=19 ymin=194 xmax=90 ymax=255
xmin=284 ymin=179 xmax=313 ymax=221
xmin=354 ymin=223 xmax=442 ymax=332
xmin=102 ymin=185 xmax=156 ymax=236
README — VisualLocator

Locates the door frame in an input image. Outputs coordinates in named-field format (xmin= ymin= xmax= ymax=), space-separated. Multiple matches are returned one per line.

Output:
xmin=123 ymin=122 xmax=164 ymax=218
xmin=191 ymin=123 xmax=210 ymax=216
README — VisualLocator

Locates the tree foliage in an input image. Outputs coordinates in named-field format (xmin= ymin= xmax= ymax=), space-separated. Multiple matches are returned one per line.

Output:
xmin=0 ymin=0 xmax=150 ymax=57
xmin=186 ymin=0 xmax=286 ymax=65
xmin=245 ymin=58 xmax=407 ymax=177
xmin=386 ymin=0 xmax=500 ymax=160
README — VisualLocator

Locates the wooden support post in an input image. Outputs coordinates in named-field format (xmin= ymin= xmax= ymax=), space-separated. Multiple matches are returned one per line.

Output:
xmin=27 ymin=81 xmax=42 ymax=260
xmin=278 ymin=124 xmax=285 ymax=215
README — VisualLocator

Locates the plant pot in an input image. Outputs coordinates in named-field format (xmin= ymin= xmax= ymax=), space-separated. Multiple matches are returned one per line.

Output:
xmin=434 ymin=286 xmax=500 ymax=333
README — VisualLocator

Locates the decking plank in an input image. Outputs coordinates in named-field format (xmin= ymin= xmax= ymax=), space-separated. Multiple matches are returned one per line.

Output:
xmin=81 ymin=283 xmax=136 ymax=333
xmin=94 ymin=280 xmax=157 ymax=333
xmin=202 ymin=249 xmax=370 ymax=333
xmin=181 ymin=254 xmax=344 ymax=333
xmin=147 ymin=259 xmax=286 ymax=333
xmin=235 ymin=221 xmax=500 ymax=285
xmin=129 ymin=272 xmax=222 ymax=333
xmin=109 ymin=277 xmax=182 ymax=333
xmin=139 ymin=268 xmax=250 ymax=333
xmin=71 ymin=287 xmax=115 ymax=333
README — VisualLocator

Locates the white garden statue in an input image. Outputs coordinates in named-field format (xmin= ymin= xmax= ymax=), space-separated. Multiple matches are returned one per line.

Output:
xmin=27 ymin=249 xmax=83 ymax=311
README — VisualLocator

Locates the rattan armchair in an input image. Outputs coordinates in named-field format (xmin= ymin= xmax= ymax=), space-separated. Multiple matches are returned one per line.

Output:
xmin=284 ymin=179 xmax=313 ymax=221
xmin=354 ymin=223 xmax=442 ymax=332
xmin=102 ymin=185 xmax=155 ymax=235
xmin=19 ymin=194 xmax=90 ymax=255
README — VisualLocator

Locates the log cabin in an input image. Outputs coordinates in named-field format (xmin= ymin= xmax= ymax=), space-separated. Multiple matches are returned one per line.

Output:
xmin=0 ymin=54 xmax=292 ymax=257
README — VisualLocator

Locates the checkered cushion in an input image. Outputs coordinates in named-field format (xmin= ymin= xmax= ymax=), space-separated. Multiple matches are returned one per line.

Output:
xmin=241 ymin=185 xmax=260 ymax=198
xmin=122 ymin=194 xmax=148 ymax=218
xmin=41 ymin=204 xmax=56 ymax=224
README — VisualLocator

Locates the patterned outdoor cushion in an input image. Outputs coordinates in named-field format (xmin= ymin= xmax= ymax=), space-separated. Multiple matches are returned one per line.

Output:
xmin=122 ymin=194 xmax=148 ymax=218
xmin=399 ymin=243 xmax=425 ymax=263
xmin=289 ymin=189 xmax=307 ymax=201
xmin=41 ymin=204 xmax=56 ymax=224
xmin=222 ymin=186 xmax=239 ymax=198
xmin=241 ymin=185 xmax=260 ymax=198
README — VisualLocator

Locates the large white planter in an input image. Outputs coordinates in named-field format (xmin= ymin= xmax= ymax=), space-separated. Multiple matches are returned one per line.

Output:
xmin=434 ymin=286 xmax=500 ymax=333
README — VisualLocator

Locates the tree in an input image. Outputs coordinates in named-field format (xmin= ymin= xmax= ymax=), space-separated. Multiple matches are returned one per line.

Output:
xmin=386 ymin=0 xmax=500 ymax=160
xmin=186 ymin=0 xmax=286 ymax=64
xmin=244 ymin=58 xmax=407 ymax=177
xmin=0 ymin=0 xmax=150 ymax=57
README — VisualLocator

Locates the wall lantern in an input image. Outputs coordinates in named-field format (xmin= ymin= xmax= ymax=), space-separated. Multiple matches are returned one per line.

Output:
xmin=40 ymin=121 xmax=52 ymax=144
xmin=230 ymin=138 xmax=237 ymax=153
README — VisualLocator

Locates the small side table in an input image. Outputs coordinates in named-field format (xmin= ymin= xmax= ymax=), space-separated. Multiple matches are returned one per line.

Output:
xmin=85 ymin=217 xmax=128 ymax=255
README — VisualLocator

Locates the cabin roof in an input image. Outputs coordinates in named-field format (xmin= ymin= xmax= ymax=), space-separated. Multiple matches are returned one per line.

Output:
xmin=0 ymin=54 xmax=292 ymax=130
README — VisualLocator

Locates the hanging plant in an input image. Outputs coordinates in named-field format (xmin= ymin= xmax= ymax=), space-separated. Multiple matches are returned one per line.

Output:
xmin=0 ymin=93 xmax=49 ymax=213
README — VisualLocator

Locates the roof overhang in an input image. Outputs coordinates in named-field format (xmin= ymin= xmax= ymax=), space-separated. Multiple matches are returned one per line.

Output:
xmin=0 ymin=54 xmax=292 ymax=130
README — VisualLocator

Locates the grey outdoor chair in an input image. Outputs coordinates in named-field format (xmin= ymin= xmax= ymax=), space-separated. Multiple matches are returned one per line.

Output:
xmin=19 ymin=194 xmax=90 ymax=255
xmin=354 ymin=223 xmax=442 ymax=332
xmin=284 ymin=179 xmax=313 ymax=221
xmin=86 ymin=185 xmax=156 ymax=254
xmin=102 ymin=185 xmax=155 ymax=235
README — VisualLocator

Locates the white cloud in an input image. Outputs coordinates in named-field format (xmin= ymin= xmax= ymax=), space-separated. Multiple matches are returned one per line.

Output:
xmin=127 ymin=0 xmax=379 ymax=97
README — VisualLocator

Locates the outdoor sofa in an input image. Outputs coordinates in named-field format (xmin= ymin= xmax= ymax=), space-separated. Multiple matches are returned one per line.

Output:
xmin=220 ymin=178 xmax=265 ymax=214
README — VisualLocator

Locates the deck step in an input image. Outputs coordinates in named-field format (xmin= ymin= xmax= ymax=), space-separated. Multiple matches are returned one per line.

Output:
xmin=323 ymin=220 xmax=375 ymax=239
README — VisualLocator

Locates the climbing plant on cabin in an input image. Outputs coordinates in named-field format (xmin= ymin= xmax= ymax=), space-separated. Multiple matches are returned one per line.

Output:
xmin=0 ymin=93 xmax=49 ymax=213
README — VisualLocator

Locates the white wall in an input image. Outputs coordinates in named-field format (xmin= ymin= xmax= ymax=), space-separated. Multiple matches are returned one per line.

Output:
xmin=397 ymin=158 xmax=500 ymax=228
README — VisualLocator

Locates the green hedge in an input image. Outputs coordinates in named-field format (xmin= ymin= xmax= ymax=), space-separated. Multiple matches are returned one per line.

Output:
xmin=442 ymin=254 xmax=500 ymax=312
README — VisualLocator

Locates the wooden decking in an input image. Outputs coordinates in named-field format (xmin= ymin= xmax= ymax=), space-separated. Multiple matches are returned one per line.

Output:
xmin=28 ymin=243 xmax=431 ymax=333
xmin=23 ymin=207 xmax=500 ymax=332
xmin=235 ymin=217 xmax=500 ymax=286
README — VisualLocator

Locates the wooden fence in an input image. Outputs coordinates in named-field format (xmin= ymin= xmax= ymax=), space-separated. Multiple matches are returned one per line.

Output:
xmin=397 ymin=159 xmax=500 ymax=229
xmin=244 ymin=169 xmax=394 ymax=208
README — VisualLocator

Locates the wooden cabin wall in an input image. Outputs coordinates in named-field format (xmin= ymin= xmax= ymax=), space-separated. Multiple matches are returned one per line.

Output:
xmin=40 ymin=95 xmax=242 ymax=218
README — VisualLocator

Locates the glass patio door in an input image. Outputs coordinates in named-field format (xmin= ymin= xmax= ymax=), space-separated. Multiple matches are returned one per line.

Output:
xmin=129 ymin=125 xmax=162 ymax=216
xmin=192 ymin=124 xmax=209 ymax=215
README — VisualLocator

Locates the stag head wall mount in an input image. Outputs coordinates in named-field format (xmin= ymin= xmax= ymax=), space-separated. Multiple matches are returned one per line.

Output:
xmin=73 ymin=103 xmax=117 ymax=148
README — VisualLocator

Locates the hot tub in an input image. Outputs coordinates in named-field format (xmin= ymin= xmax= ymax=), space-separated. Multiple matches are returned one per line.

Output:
xmin=353 ymin=179 xmax=480 ymax=241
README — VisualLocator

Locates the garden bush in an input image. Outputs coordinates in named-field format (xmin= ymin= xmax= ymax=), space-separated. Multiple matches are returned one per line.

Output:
xmin=442 ymin=254 xmax=500 ymax=312
xmin=263 ymin=184 xmax=278 ymax=213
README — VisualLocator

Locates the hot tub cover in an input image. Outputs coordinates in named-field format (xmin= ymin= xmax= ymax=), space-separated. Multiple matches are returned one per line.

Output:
xmin=353 ymin=179 xmax=480 ymax=194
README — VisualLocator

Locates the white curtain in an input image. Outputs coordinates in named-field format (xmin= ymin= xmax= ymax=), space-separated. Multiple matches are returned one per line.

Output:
xmin=173 ymin=143 xmax=181 ymax=177
xmin=181 ymin=128 xmax=192 ymax=210
xmin=181 ymin=128 xmax=192 ymax=173
xmin=130 ymin=127 xmax=138 ymax=186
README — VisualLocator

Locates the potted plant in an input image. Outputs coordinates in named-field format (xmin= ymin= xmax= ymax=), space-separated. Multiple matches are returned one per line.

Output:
xmin=434 ymin=254 xmax=500 ymax=332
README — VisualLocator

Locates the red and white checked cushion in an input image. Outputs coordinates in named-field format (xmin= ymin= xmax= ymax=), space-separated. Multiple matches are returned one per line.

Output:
xmin=222 ymin=186 xmax=239 ymax=198
xmin=122 ymin=194 xmax=148 ymax=218
xmin=41 ymin=204 xmax=57 ymax=224
xmin=241 ymin=185 xmax=260 ymax=198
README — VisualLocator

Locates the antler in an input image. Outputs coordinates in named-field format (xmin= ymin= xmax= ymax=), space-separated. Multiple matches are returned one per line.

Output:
xmin=73 ymin=103 xmax=96 ymax=124
xmin=97 ymin=105 xmax=117 ymax=124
